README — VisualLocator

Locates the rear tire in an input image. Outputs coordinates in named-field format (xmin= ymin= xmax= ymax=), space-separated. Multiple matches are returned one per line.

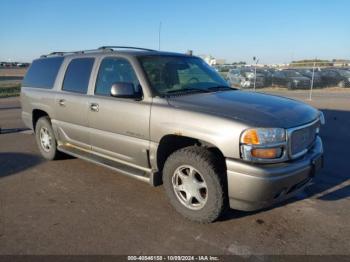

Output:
xmin=163 ymin=146 xmax=227 ymax=223
xmin=35 ymin=116 xmax=61 ymax=160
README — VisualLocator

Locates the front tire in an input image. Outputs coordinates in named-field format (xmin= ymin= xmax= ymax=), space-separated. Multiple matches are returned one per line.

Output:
xmin=338 ymin=81 xmax=345 ymax=88
xmin=163 ymin=146 xmax=227 ymax=223
xmin=35 ymin=116 xmax=61 ymax=160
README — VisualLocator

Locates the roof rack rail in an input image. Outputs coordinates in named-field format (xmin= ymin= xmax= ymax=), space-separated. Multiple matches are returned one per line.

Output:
xmin=40 ymin=48 xmax=111 ymax=58
xmin=40 ymin=46 xmax=156 ymax=58
xmin=98 ymin=46 xmax=156 ymax=52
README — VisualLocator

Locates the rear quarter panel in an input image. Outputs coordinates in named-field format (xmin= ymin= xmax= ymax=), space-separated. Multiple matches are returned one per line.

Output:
xmin=20 ymin=87 xmax=57 ymax=130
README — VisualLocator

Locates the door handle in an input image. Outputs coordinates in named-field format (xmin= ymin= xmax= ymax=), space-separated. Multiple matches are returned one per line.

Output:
xmin=90 ymin=103 xmax=99 ymax=112
xmin=58 ymin=99 xmax=66 ymax=106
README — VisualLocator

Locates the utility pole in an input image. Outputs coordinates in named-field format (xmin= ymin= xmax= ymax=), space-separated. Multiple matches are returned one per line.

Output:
xmin=253 ymin=56 xmax=259 ymax=91
xmin=309 ymin=59 xmax=316 ymax=100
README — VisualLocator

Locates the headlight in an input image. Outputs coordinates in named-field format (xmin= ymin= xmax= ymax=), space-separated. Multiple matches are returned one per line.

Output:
xmin=240 ymin=128 xmax=287 ymax=162
xmin=241 ymin=128 xmax=286 ymax=145
xmin=293 ymin=79 xmax=300 ymax=84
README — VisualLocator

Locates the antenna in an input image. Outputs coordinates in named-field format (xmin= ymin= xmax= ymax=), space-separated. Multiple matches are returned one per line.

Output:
xmin=158 ymin=22 xmax=162 ymax=51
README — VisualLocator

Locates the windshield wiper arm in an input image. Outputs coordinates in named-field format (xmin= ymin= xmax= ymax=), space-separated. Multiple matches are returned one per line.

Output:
xmin=207 ymin=85 xmax=237 ymax=91
xmin=165 ymin=88 xmax=210 ymax=94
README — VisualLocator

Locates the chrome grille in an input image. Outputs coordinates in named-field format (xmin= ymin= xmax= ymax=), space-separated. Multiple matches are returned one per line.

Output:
xmin=290 ymin=120 xmax=319 ymax=157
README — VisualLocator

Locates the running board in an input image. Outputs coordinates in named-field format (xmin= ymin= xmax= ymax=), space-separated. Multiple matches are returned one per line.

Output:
xmin=58 ymin=144 xmax=152 ymax=184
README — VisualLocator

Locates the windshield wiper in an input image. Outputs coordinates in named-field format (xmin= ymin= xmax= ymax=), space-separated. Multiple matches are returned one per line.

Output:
xmin=165 ymin=88 xmax=210 ymax=95
xmin=164 ymin=86 xmax=236 ymax=96
xmin=207 ymin=85 xmax=237 ymax=92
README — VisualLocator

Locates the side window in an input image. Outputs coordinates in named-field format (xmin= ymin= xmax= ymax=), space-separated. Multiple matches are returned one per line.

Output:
xmin=62 ymin=58 xmax=94 ymax=94
xmin=95 ymin=58 xmax=141 ymax=96
xmin=331 ymin=71 xmax=338 ymax=77
xmin=22 ymin=57 xmax=64 ymax=89
xmin=325 ymin=70 xmax=334 ymax=77
xmin=274 ymin=71 xmax=282 ymax=77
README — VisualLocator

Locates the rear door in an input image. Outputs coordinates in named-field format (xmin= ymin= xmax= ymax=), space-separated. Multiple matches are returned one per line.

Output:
xmin=88 ymin=56 xmax=151 ymax=168
xmin=53 ymin=57 xmax=95 ymax=150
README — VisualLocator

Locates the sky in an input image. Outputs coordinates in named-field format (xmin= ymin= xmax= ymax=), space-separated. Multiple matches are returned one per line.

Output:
xmin=0 ymin=0 xmax=349 ymax=64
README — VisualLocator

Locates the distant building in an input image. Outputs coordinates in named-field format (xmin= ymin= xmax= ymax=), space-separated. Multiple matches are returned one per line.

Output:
xmin=215 ymin=59 xmax=226 ymax=65
xmin=244 ymin=64 xmax=266 ymax=68
xmin=199 ymin=55 xmax=226 ymax=66
xmin=332 ymin=59 xmax=350 ymax=67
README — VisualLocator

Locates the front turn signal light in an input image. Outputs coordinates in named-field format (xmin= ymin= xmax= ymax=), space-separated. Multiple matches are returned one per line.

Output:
xmin=241 ymin=129 xmax=260 ymax=145
xmin=251 ymin=148 xmax=282 ymax=159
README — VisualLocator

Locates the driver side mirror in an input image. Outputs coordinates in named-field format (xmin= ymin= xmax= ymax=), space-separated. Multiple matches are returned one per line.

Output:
xmin=110 ymin=82 xmax=141 ymax=99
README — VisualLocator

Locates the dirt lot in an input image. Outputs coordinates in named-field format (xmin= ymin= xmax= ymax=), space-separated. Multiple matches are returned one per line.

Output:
xmin=0 ymin=68 xmax=27 ymax=77
xmin=0 ymin=92 xmax=349 ymax=255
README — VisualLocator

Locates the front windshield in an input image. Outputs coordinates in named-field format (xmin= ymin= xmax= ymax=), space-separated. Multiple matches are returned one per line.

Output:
xmin=301 ymin=69 xmax=322 ymax=76
xmin=338 ymin=70 xmax=350 ymax=77
xmin=138 ymin=55 xmax=231 ymax=96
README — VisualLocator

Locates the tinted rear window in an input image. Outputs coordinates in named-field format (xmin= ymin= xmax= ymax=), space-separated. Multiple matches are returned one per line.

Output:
xmin=22 ymin=57 xmax=64 ymax=89
xmin=62 ymin=58 xmax=94 ymax=94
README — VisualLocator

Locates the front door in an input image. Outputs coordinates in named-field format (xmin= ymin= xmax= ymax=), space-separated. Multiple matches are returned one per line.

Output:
xmin=88 ymin=57 xmax=151 ymax=168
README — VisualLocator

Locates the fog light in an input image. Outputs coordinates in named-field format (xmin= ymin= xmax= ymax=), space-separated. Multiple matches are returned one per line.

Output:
xmin=251 ymin=148 xmax=282 ymax=159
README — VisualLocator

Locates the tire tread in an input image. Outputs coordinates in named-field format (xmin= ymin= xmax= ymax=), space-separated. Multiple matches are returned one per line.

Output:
xmin=163 ymin=146 xmax=227 ymax=223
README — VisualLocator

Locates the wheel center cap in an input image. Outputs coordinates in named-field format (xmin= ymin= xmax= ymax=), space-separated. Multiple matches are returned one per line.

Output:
xmin=43 ymin=134 xmax=49 ymax=145
xmin=182 ymin=177 xmax=197 ymax=195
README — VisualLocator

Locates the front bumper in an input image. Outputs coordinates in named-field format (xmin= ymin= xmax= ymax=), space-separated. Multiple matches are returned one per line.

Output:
xmin=226 ymin=137 xmax=323 ymax=211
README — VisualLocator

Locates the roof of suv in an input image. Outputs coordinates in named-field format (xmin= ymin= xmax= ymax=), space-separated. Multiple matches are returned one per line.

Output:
xmin=40 ymin=46 xmax=191 ymax=59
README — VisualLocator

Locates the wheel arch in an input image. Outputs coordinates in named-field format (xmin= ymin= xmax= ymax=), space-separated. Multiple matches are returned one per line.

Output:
xmin=156 ymin=134 xmax=226 ymax=174
xmin=32 ymin=109 xmax=50 ymax=132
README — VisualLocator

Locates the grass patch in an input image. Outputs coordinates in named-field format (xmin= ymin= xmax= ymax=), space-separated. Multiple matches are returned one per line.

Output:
xmin=0 ymin=84 xmax=21 ymax=98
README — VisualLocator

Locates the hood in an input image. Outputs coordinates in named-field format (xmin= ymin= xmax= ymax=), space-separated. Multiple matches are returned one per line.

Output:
xmin=167 ymin=90 xmax=319 ymax=128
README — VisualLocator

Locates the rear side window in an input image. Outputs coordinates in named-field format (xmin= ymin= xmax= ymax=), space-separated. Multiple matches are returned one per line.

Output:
xmin=22 ymin=57 xmax=64 ymax=89
xmin=62 ymin=58 xmax=94 ymax=94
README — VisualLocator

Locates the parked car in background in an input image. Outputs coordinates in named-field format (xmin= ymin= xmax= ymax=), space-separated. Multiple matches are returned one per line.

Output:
xmin=321 ymin=68 xmax=350 ymax=87
xmin=295 ymin=68 xmax=324 ymax=88
xmin=272 ymin=70 xmax=311 ymax=89
xmin=227 ymin=68 xmax=265 ymax=88
xmin=256 ymin=68 xmax=274 ymax=87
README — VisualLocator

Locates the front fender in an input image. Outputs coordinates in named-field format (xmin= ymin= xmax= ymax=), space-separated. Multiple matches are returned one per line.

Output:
xmin=150 ymin=101 xmax=248 ymax=159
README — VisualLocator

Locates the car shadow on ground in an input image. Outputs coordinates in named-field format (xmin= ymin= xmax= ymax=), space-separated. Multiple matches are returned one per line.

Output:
xmin=0 ymin=128 xmax=30 ymax=134
xmin=0 ymin=106 xmax=21 ymax=111
xmin=219 ymin=108 xmax=350 ymax=222
xmin=0 ymin=152 xmax=43 ymax=178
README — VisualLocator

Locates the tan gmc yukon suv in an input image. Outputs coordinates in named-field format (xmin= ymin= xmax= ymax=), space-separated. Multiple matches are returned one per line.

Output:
xmin=21 ymin=46 xmax=325 ymax=223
